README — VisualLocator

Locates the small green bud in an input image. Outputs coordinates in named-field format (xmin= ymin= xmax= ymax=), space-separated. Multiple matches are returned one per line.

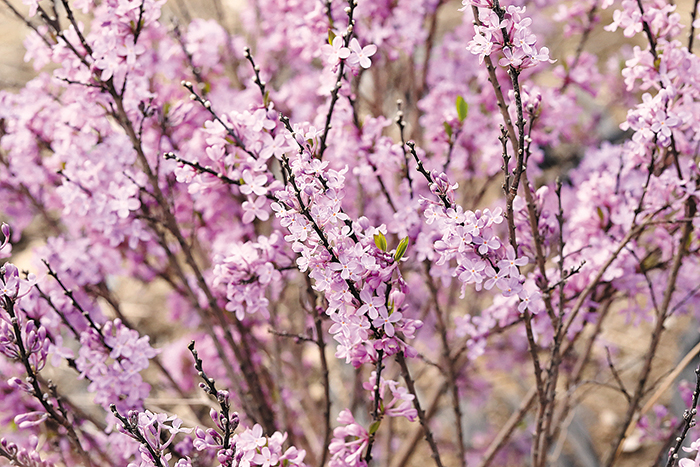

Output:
xmin=456 ymin=95 xmax=468 ymax=123
xmin=374 ymin=232 xmax=387 ymax=252
xmin=394 ymin=236 xmax=409 ymax=261
xmin=443 ymin=121 xmax=453 ymax=139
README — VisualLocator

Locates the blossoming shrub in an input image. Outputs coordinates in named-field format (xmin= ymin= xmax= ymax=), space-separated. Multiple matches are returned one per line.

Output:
xmin=1 ymin=0 xmax=700 ymax=465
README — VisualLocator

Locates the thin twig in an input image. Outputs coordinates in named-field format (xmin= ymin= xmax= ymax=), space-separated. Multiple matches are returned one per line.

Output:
xmin=606 ymin=200 xmax=696 ymax=466
xmin=396 ymin=351 xmax=444 ymax=467
xmin=605 ymin=347 xmax=631 ymax=403
xmin=424 ymin=261 xmax=466 ymax=467
xmin=665 ymin=366 xmax=700 ymax=467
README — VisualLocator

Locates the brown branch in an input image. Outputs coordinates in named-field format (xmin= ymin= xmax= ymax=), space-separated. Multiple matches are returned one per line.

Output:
xmin=390 ymin=381 xmax=448 ymax=467
xmin=606 ymin=199 xmax=696 ymax=466
xmin=396 ymin=351 xmax=444 ymax=467
xmin=689 ymin=0 xmax=700 ymax=52
xmin=424 ymin=261 xmax=466 ymax=467
xmin=314 ymin=308 xmax=332 ymax=467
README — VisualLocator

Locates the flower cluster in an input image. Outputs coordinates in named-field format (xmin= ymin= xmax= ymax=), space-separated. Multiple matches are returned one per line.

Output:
xmin=76 ymin=319 xmax=158 ymax=414
xmin=271 ymin=151 xmax=423 ymax=366
xmin=363 ymin=371 xmax=417 ymax=422
xmin=1 ymin=0 xmax=700 ymax=466
xmin=113 ymin=409 xmax=192 ymax=467
xmin=465 ymin=1 xmax=553 ymax=69
xmin=329 ymin=409 xmax=369 ymax=467
xmin=231 ymin=424 xmax=307 ymax=467
xmin=211 ymin=232 xmax=290 ymax=321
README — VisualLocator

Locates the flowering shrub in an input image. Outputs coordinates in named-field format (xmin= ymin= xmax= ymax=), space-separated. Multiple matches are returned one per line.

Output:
xmin=2 ymin=0 xmax=700 ymax=465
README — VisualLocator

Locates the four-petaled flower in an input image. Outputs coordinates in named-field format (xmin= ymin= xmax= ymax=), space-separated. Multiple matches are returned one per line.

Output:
xmin=322 ymin=35 xmax=351 ymax=66
xmin=240 ymin=170 xmax=268 ymax=196
xmin=253 ymin=447 xmax=279 ymax=467
xmin=373 ymin=309 xmax=402 ymax=337
xmin=242 ymin=197 xmax=269 ymax=224
xmin=497 ymin=245 xmax=528 ymax=277
xmin=347 ymin=38 xmax=377 ymax=69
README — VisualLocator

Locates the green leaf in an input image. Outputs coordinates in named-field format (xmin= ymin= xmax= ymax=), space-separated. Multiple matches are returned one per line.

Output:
xmin=641 ymin=249 xmax=662 ymax=271
xmin=328 ymin=30 xmax=336 ymax=44
xmin=374 ymin=232 xmax=387 ymax=252
xmin=596 ymin=207 xmax=605 ymax=223
xmin=443 ymin=121 xmax=453 ymax=139
xmin=394 ymin=236 xmax=409 ymax=262
xmin=264 ymin=90 xmax=270 ymax=107
xmin=456 ymin=95 xmax=468 ymax=123
xmin=369 ymin=420 xmax=381 ymax=435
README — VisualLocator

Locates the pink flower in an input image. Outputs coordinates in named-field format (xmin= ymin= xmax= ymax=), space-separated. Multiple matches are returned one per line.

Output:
xmin=14 ymin=411 xmax=49 ymax=429
xmin=259 ymin=133 xmax=291 ymax=160
xmin=497 ymin=245 xmax=528 ymax=277
xmin=347 ymin=38 xmax=377 ymax=69
xmin=499 ymin=276 xmax=523 ymax=297
xmin=242 ymin=196 xmax=269 ymax=223
xmin=513 ymin=27 xmax=537 ymax=54
xmin=650 ymin=110 xmax=680 ymax=139
xmin=329 ymin=409 xmax=369 ymax=466
xmin=109 ymin=185 xmax=141 ymax=219
xmin=0 ymin=223 xmax=9 ymax=252
xmin=530 ymin=46 xmax=554 ymax=64
xmin=253 ymin=447 xmax=279 ymax=467
xmin=116 ymin=38 xmax=146 ymax=66
xmin=329 ymin=255 xmax=360 ymax=281
xmin=322 ymin=35 xmax=351 ymax=66
xmin=680 ymin=453 xmax=700 ymax=467
xmin=518 ymin=290 xmax=541 ymax=313
xmin=237 ymin=424 xmax=267 ymax=451
xmin=499 ymin=46 xmax=525 ymax=68
xmin=483 ymin=265 xmax=507 ymax=291
xmin=240 ymin=170 xmax=268 ymax=196
xmin=22 ymin=0 xmax=39 ymax=17
xmin=467 ymin=31 xmax=493 ymax=63
xmin=473 ymin=230 xmax=500 ymax=254
xmin=357 ymin=286 xmax=387 ymax=319
xmin=456 ymin=258 xmax=486 ymax=285
xmin=373 ymin=309 xmax=402 ymax=337
xmin=94 ymin=50 xmax=121 ymax=81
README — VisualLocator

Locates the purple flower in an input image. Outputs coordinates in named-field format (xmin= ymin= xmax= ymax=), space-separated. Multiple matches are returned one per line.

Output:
xmin=329 ymin=255 xmax=360 ymax=281
xmin=14 ymin=411 xmax=49 ymax=429
xmin=650 ymin=110 xmax=680 ymax=139
xmin=253 ymin=447 xmax=279 ymax=467
xmin=0 ymin=223 xmax=9 ymax=252
xmin=329 ymin=409 xmax=369 ymax=466
xmin=357 ymin=285 xmax=387 ymax=319
xmin=240 ymin=170 xmax=268 ymax=196
xmin=322 ymin=35 xmax=351 ymax=66
xmin=259 ymin=133 xmax=291 ymax=160
xmin=457 ymin=258 xmax=486 ymax=285
xmin=499 ymin=46 xmax=526 ymax=68
xmin=497 ymin=245 xmax=529 ymax=277
xmin=373 ymin=309 xmax=402 ymax=337
xmin=483 ymin=266 xmax=507 ymax=291
xmin=242 ymin=196 xmax=269 ymax=224
xmin=518 ymin=290 xmax=541 ymax=313
xmin=347 ymin=38 xmax=377 ymax=69
xmin=499 ymin=277 xmax=523 ymax=297
xmin=109 ymin=183 xmax=141 ymax=219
